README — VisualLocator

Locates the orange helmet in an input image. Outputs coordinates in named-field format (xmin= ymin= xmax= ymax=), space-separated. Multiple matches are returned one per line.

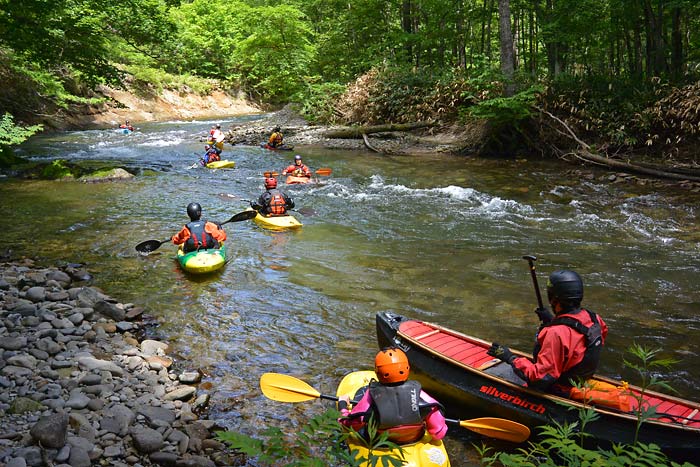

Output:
xmin=264 ymin=177 xmax=277 ymax=189
xmin=375 ymin=347 xmax=410 ymax=383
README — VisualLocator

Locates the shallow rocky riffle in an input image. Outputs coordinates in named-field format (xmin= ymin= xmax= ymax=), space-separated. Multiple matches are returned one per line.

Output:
xmin=0 ymin=260 xmax=243 ymax=466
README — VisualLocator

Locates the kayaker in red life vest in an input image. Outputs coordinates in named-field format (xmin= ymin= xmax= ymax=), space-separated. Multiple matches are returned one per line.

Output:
xmin=487 ymin=270 xmax=609 ymax=395
xmin=171 ymin=203 xmax=227 ymax=253
xmin=268 ymin=126 xmax=284 ymax=148
xmin=201 ymin=144 xmax=221 ymax=165
xmin=250 ymin=177 xmax=295 ymax=216
xmin=337 ymin=347 xmax=448 ymax=444
xmin=282 ymin=155 xmax=312 ymax=178
xmin=119 ymin=120 xmax=134 ymax=131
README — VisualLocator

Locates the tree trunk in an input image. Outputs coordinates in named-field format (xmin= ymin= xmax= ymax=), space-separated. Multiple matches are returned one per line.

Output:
xmin=498 ymin=0 xmax=515 ymax=96
xmin=671 ymin=6 xmax=683 ymax=78
xmin=323 ymin=122 xmax=434 ymax=139
xmin=402 ymin=0 xmax=413 ymax=63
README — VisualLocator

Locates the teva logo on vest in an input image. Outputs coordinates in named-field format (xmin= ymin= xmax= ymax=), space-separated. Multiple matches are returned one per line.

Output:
xmin=480 ymin=385 xmax=546 ymax=414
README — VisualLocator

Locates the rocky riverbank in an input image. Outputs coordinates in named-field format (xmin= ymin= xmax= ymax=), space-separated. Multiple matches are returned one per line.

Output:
xmin=0 ymin=260 xmax=243 ymax=467
xmin=224 ymin=105 xmax=483 ymax=155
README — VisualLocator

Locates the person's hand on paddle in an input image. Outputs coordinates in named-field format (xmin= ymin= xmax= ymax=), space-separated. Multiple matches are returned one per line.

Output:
xmin=535 ymin=306 xmax=554 ymax=324
xmin=487 ymin=343 xmax=517 ymax=364
xmin=338 ymin=395 xmax=350 ymax=411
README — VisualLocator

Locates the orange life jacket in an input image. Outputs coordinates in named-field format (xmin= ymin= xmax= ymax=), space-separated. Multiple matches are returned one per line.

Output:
xmin=269 ymin=193 xmax=286 ymax=215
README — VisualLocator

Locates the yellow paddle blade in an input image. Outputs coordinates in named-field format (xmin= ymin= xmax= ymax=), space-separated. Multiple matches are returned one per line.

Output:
xmin=460 ymin=417 xmax=530 ymax=443
xmin=260 ymin=373 xmax=322 ymax=402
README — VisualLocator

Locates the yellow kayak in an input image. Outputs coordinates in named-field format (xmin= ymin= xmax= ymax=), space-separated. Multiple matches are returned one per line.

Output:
xmin=206 ymin=160 xmax=235 ymax=169
xmin=176 ymin=243 xmax=226 ymax=274
xmin=246 ymin=208 xmax=302 ymax=231
xmin=337 ymin=371 xmax=451 ymax=467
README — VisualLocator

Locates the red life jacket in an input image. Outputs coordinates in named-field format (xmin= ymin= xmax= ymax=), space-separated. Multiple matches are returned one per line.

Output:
xmin=269 ymin=193 xmax=286 ymax=215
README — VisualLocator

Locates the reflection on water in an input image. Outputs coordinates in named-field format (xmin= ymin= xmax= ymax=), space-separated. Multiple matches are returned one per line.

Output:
xmin=3 ymin=117 xmax=700 ymax=465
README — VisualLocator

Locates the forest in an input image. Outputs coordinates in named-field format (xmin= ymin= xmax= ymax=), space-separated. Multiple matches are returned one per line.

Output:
xmin=1 ymin=0 xmax=700 ymax=164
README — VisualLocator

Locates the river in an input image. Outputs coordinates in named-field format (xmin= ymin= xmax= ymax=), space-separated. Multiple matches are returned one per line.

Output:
xmin=3 ymin=115 xmax=699 ymax=465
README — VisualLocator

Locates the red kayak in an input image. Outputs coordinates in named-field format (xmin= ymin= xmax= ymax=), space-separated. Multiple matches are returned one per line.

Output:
xmin=260 ymin=142 xmax=294 ymax=151
xmin=376 ymin=311 xmax=700 ymax=462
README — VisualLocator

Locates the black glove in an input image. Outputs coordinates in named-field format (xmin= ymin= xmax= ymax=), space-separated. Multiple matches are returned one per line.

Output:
xmin=487 ymin=343 xmax=516 ymax=364
xmin=535 ymin=306 xmax=554 ymax=324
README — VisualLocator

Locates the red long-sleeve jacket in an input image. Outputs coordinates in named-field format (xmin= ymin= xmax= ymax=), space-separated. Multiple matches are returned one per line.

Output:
xmin=513 ymin=309 xmax=608 ymax=389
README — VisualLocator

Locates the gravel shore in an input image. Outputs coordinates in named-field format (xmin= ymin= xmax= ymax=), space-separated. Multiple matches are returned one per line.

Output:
xmin=0 ymin=259 xmax=242 ymax=467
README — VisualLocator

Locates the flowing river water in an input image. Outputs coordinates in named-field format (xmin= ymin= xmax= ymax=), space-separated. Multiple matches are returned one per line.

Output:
xmin=3 ymin=115 xmax=699 ymax=465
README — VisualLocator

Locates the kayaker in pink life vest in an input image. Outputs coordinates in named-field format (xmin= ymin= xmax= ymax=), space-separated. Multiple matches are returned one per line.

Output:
xmin=487 ymin=270 xmax=609 ymax=396
xmin=338 ymin=347 xmax=448 ymax=444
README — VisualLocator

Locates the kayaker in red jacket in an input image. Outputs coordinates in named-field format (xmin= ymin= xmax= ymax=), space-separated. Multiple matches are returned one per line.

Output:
xmin=119 ymin=120 xmax=134 ymax=131
xmin=282 ymin=155 xmax=311 ymax=178
xmin=487 ymin=270 xmax=608 ymax=395
xmin=338 ymin=347 xmax=448 ymax=444
xmin=171 ymin=203 xmax=226 ymax=252
xmin=201 ymin=145 xmax=221 ymax=165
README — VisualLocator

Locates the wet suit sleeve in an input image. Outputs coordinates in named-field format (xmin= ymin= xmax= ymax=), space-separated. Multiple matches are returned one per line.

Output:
xmin=512 ymin=327 xmax=568 ymax=390
xmin=171 ymin=226 xmax=190 ymax=245
xmin=338 ymin=389 xmax=372 ymax=432
xmin=421 ymin=391 xmax=448 ymax=440
xmin=284 ymin=193 xmax=295 ymax=210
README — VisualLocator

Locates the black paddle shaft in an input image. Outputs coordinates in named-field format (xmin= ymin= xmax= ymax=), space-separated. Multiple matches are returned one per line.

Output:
xmin=522 ymin=255 xmax=544 ymax=309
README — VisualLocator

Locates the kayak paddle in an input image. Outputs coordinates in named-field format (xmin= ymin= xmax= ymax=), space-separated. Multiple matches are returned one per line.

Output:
xmin=135 ymin=209 xmax=257 ymax=254
xmin=259 ymin=372 xmax=530 ymax=442
xmin=263 ymin=168 xmax=332 ymax=178
xmin=444 ymin=417 xmax=530 ymax=443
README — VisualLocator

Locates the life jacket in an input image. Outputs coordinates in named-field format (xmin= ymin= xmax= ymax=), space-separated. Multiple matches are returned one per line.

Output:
xmin=267 ymin=190 xmax=287 ymax=216
xmin=533 ymin=308 xmax=603 ymax=385
xmin=183 ymin=220 xmax=217 ymax=252
xmin=367 ymin=381 xmax=425 ymax=444
xmin=206 ymin=149 xmax=220 ymax=162
xmin=569 ymin=379 xmax=631 ymax=411
xmin=269 ymin=132 xmax=283 ymax=147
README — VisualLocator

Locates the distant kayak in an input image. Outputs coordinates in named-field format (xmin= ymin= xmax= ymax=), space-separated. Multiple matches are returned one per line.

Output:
xmin=260 ymin=142 xmax=294 ymax=151
xmin=247 ymin=208 xmax=302 ymax=231
xmin=285 ymin=175 xmax=313 ymax=185
xmin=205 ymin=160 xmax=235 ymax=169
xmin=176 ymin=244 xmax=226 ymax=274
xmin=119 ymin=128 xmax=132 ymax=135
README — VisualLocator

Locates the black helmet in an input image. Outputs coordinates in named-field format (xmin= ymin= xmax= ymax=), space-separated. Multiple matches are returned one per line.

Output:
xmin=216 ymin=124 xmax=221 ymax=129
xmin=274 ymin=126 xmax=281 ymax=132
xmin=186 ymin=202 xmax=202 ymax=221
xmin=547 ymin=270 xmax=583 ymax=308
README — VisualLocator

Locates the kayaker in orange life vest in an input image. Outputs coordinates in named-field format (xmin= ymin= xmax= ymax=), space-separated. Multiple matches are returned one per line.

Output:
xmin=171 ymin=203 xmax=227 ymax=253
xmin=119 ymin=120 xmax=134 ymax=131
xmin=268 ymin=126 xmax=284 ymax=148
xmin=282 ymin=155 xmax=312 ymax=178
xmin=201 ymin=144 xmax=221 ymax=165
xmin=337 ymin=347 xmax=448 ymax=444
xmin=487 ymin=270 xmax=608 ymax=395
xmin=250 ymin=177 xmax=295 ymax=216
